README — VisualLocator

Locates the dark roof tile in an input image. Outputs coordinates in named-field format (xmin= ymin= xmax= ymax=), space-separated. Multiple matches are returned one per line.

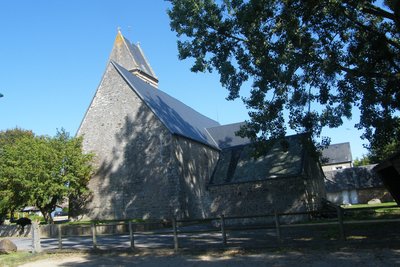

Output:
xmin=206 ymin=122 xmax=251 ymax=149
xmin=322 ymin=142 xmax=352 ymax=165
xmin=324 ymin=164 xmax=382 ymax=191
xmin=210 ymin=134 xmax=305 ymax=184
xmin=112 ymin=61 xmax=220 ymax=148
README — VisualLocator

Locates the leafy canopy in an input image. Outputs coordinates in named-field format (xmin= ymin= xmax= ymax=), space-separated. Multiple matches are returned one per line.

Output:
xmin=0 ymin=129 xmax=34 ymax=216
xmin=0 ymin=128 xmax=94 ymax=223
xmin=168 ymin=0 xmax=400 ymax=156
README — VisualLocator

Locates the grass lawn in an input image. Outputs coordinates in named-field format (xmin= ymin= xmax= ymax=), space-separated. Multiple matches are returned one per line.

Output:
xmin=342 ymin=201 xmax=398 ymax=209
xmin=0 ymin=252 xmax=47 ymax=267
xmin=0 ymin=252 xmax=89 ymax=267
xmin=341 ymin=202 xmax=400 ymax=220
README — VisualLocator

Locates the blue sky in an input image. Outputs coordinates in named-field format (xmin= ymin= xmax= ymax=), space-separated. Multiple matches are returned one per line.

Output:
xmin=0 ymin=0 xmax=368 ymax=159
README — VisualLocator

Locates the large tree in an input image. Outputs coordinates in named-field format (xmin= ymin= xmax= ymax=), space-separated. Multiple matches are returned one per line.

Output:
xmin=0 ymin=129 xmax=94 ymax=223
xmin=168 ymin=0 xmax=400 ymax=156
xmin=0 ymin=129 xmax=34 ymax=218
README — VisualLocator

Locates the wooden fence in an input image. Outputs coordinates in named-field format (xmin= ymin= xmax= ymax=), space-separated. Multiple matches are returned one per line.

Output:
xmin=35 ymin=204 xmax=399 ymax=252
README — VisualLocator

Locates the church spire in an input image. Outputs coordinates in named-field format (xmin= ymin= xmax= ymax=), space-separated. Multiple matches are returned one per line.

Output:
xmin=108 ymin=29 xmax=158 ymax=88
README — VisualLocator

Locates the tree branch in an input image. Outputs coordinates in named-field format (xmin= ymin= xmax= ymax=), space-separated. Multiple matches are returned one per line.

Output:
xmin=342 ymin=1 xmax=400 ymax=38
xmin=338 ymin=65 xmax=398 ymax=80
xmin=362 ymin=5 xmax=396 ymax=22
xmin=354 ymin=19 xmax=400 ymax=51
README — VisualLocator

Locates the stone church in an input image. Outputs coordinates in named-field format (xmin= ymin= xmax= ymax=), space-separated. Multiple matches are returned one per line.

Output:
xmin=77 ymin=31 xmax=326 ymax=220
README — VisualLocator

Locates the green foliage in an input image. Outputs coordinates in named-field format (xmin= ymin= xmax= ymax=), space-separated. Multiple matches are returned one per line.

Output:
xmin=168 ymin=0 xmax=400 ymax=156
xmin=0 ymin=129 xmax=35 ymax=216
xmin=353 ymin=138 xmax=400 ymax=164
xmin=368 ymin=139 xmax=400 ymax=162
xmin=353 ymin=155 xmax=373 ymax=166
xmin=0 ymin=128 xmax=94 ymax=223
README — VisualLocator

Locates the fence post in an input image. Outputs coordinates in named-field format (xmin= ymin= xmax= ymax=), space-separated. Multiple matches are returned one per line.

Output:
xmin=274 ymin=210 xmax=281 ymax=243
xmin=129 ymin=221 xmax=134 ymax=249
xmin=220 ymin=215 xmax=227 ymax=246
xmin=336 ymin=206 xmax=346 ymax=241
xmin=172 ymin=217 xmax=179 ymax=252
xmin=31 ymin=221 xmax=42 ymax=253
xmin=58 ymin=224 xmax=62 ymax=249
xmin=91 ymin=222 xmax=97 ymax=249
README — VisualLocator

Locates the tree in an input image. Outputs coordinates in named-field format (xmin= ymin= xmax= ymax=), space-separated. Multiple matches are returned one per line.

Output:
xmin=353 ymin=155 xmax=373 ymax=166
xmin=0 ymin=129 xmax=94 ymax=223
xmin=0 ymin=128 xmax=33 ymax=147
xmin=362 ymin=138 xmax=400 ymax=163
xmin=0 ymin=129 xmax=34 ymax=217
xmin=168 ymin=0 xmax=400 ymax=156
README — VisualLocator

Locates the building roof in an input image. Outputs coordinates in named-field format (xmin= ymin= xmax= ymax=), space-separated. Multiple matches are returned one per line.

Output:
xmin=108 ymin=30 xmax=157 ymax=82
xmin=108 ymin=32 xmax=311 ymax=158
xmin=206 ymin=122 xmax=251 ymax=149
xmin=209 ymin=134 xmax=306 ymax=185
xmin=324 ymin=164 xmax=382 ymax=192
xmin=104 ymin=31 xmax=256 ymax=151
xmin=321 ymin=142 xmax=352 ymax=165
xmin=112 ymin=61 xmax=221 ymax=148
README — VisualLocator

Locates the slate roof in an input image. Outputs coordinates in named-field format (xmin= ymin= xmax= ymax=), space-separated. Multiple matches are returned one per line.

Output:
xmin=210 ymin=134 xmax=306 ymax=185
xmin=206 ymin=122 xmax=251 ymax=149
xmin=106 ymin=32 xmax=255 ymax=151
xmin=108 ymin=31 xmax=157 ymax=82
xmin=321 ymin=142 xmax=352 ymax=165
xmin=123 ymin=38 xmax=157 ymax=78
xmin=112 ymin=61 xmax=221 ymax=148
xmin=324 ymin=164 xmax=382 ymax=192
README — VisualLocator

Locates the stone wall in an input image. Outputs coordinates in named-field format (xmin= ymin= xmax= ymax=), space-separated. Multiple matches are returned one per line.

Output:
xmin=204 ymin=153 xmax=325 ymax=221
xmin=207 ymin=177 xmax=309 ymax=220
xmin=0 ymin=225 xmax=31 ymax=237
xmin=173 ymin=136 xmax=219 ymax=219
xmin=327 ymin=188 xmax=394 ymax=204
xmin=172 ymin=138 xmax=326 ymax=222
xmin=302 ymin=153 xmax=326 ymax=210
xmin=77 ymin=63 xmax=326 ymax=222
xmin=78 ymin=64 xmax=179 ymax=220
xmin=357 ymin=188 xmax=394 ymax=203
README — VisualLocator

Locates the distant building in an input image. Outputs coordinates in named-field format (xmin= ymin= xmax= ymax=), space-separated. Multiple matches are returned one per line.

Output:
xmin=321 ymin=142 xmax=353 ymax=172
xmin=76 ymin=30 xmax=326 ymax=221
xmin=324 ymin=165 xmax=393 ymax=204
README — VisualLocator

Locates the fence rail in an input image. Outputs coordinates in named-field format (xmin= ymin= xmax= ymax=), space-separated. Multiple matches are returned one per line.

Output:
xmin=22 ymin=204 xmax=392 ymax=252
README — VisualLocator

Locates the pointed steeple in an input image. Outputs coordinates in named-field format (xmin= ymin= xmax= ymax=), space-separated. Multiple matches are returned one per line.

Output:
xmin=108 ymin=29 xmax=158 ymax=88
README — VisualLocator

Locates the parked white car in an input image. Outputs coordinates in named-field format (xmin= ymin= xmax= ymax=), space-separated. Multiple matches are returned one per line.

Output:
xmin=53 ymin=211 xmax=69 ymax=222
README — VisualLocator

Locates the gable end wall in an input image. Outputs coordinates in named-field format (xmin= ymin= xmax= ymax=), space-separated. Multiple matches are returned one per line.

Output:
xmin=77 ymin=64 xmax=179 ymax=220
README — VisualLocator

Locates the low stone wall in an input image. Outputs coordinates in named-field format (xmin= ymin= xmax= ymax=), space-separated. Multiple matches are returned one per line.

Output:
xmin=0 ymin=225 xmax=31 ymax=237
xmin=357 ymin=188 xmax=394 ymax=203
xmin=1 ymin=222 xmax=166 ymax=238
xmin=41 ymin=224 xmax=128 ymax=238
xmin=327 ymin=188 xmax=394 ymax=205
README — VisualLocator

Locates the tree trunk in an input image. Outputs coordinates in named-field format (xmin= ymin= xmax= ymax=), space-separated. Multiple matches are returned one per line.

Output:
xmin=40 ymin=209 xmax=53 ymax=224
